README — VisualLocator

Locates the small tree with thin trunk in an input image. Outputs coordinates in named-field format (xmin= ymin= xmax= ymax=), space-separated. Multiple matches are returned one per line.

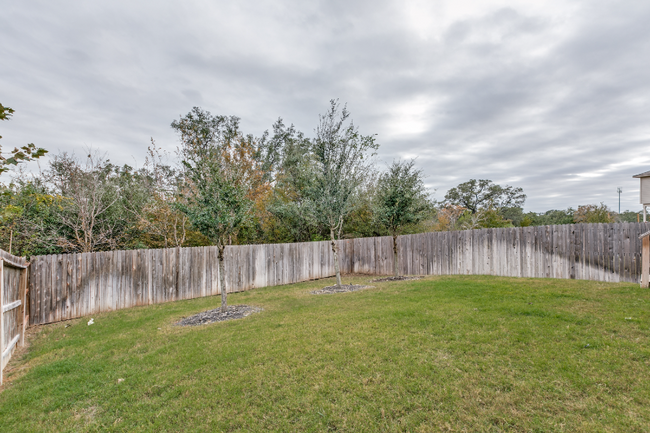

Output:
xmin=308 ymin=100 xmax=378 ymax=286
xmin=172 ymin=108 xmax=254 ymax=310
xmin=373 ymin=160 xmax=431 ymax=276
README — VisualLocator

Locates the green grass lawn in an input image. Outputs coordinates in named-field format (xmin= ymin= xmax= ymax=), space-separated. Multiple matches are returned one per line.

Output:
xmin=1 ymin=275 xmax=649 ymax=432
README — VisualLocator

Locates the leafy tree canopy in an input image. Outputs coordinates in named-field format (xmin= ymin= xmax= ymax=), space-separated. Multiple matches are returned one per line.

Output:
xmin=617 ymin=210 xmax=642 ymax=223
xmin=172 ymin=107 xmax=255 ymax=247
xmin=265 ymin=119 xmax=322 ymax=243
xmin=374 ymin=159 xmax=431 ymax=236
xmin=308 ymin=100 xmax=378 ymax=239
xmin=573 ymin=203 xmax=614 ymax=224
xmin=444 ymin=179 xmax=525 ymax=214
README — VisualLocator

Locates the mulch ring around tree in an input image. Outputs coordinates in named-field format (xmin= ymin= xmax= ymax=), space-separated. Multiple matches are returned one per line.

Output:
xmin=175 ymin=305 xmax=263 ymax=326
xmin=372 ymin=276 xmax=422 ymax=282
xmin=311 ymin=285 xmax=373 ymax=295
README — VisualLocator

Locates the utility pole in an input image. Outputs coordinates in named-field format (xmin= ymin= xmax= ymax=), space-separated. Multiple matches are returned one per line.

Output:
xmin=617 ymin=187 xmax=622 ymax=214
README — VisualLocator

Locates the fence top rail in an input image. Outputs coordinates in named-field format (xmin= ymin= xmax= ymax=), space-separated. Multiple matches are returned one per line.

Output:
xmin=0 ymin=258 xmax=29 ymax=269
xmin=0 ymin=252 xmax=29 ymax=269
xmin=26 ymin=221 xmax=650 ymax=263
xmin=29 ymin=240 xmax=336 ymax=261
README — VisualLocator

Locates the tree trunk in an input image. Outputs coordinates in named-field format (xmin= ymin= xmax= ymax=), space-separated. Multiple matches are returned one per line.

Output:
xmin=393 ymin=233 xmax=399 ymax=277
xmin=330 ymin=228 xmax=342 ymax=287
xmin=218 ymin=244 xmax=227 ymax=310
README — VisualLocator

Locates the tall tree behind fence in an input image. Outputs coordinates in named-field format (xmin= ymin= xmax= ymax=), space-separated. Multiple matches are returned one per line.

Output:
xmin=28 ymin=222 xmax=650 ymax=326
xmin=1 ymin=250 xmax=29 ymax=385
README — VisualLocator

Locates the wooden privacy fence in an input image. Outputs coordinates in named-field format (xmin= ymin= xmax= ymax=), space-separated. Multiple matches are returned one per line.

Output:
xmin=341 ymin=222 xmax=650 ymax=282
xmin=28 ymin=241 xmax=336 ymax=326
xmin=1 ymin=250 xmax=29 ymax=385
xmin=27 ymin=222 xmax=650 ymax=326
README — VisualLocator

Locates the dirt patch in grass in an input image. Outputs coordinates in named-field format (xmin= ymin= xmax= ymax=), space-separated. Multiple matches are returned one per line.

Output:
xmin=175 ymin=305 xmax=263 ymax=326
xmin=311 ymin=284 xmax=373 ymax=295
xmin=0 ymin=324 xmax=42 ymax=393
xmin=372 ymin=276 xmax=422 ymax=282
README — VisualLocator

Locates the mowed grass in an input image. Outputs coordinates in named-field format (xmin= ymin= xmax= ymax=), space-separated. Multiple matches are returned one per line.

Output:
xmin=1 ymin=275 xmax=649 ymax=432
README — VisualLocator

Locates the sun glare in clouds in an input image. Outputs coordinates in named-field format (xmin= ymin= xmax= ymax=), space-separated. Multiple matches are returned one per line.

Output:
xmin=384 ymin=96 xmax=435 ymax=139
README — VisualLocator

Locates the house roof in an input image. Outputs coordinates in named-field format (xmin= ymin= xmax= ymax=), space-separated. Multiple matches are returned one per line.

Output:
xmin=633 ymin=170 xmax=650 ymax=178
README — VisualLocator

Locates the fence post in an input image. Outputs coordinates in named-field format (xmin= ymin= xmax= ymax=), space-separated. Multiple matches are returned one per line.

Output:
xmin=18 ymin=267 xmax=27 ymax=346
xmin=642 ymin=236 xmax=649 ymax=288
xmin=1 ymin=259 xmax=4 ymax=385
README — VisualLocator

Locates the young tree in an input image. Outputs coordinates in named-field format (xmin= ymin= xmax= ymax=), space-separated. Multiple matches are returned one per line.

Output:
xmin=172 ymin=107 xmax=255 ymax=310
xmin=307 ymin=100 xmax=378 ymax=286
xmin=444 ymin=179 xmax=525 ymax=214
xmin=373 ymin=160 xmax=431 ymax=276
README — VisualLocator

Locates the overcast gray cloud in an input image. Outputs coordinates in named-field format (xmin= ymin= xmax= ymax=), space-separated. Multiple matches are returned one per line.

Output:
xmin=2 ymin=0 xmax=649 ymax=212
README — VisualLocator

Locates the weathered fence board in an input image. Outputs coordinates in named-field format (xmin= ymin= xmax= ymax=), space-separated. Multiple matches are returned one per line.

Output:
xmin=1 ymin=249 xmax=29 ymax=385
xmin=27 ymin=223 xmax=650 ymax=326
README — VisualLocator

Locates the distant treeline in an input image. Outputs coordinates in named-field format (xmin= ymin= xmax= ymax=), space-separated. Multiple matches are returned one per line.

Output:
xmin=0 ymin=104 xmax=638 ymax=258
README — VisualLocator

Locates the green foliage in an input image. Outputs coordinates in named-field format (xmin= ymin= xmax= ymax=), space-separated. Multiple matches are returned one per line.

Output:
xmin=0 ymin=146 xmax=213 ymax=255
xmin=343 ymin=179 xmax=385 ymax=239
xmin=526 ymin=208 xmax=575 ymax=226
xmin=0 ymin=179 xmax=62 ymax=257
xmin=307 ymin=100 xmax=378 ymax=238
xmin=0 ymin=103 xmax=48 ymax=174
xmin=373 ymin=159 xmax=431 ymax=236
xmin=444 ymin=179 xmax=526 ymax=214
xmin=499 ymin=207 xmax=578 ymax=227
xmin=520 ymin=214 xmax=534 ymax=227
xmin=457 ymin=206 xmax=514 ymax=229
xmin=573 ymin=202 xmax=614 ymax=224
xmin=498 ymin=206 xmax=525 ymax=226
xmin=48 ymin=153 xmax=149 ymax=252
xmin=0 ymin=103 xmax=14 ymax=122
xmin=265 ymin=119 xmax=323 ymax=243
xmin=616 ymin=210 xmax=641 ymax=223
xmin=496 ymin=205 xmax=625 ymax=227
xmin=11 ymin=100 xmax=642 ymax=254
xmin=125 ymin=144 xmax=208 ymax=249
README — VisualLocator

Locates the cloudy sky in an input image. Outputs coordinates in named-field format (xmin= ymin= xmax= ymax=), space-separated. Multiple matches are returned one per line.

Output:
xmin=2 ymin=0 xmax=649 ymax=212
